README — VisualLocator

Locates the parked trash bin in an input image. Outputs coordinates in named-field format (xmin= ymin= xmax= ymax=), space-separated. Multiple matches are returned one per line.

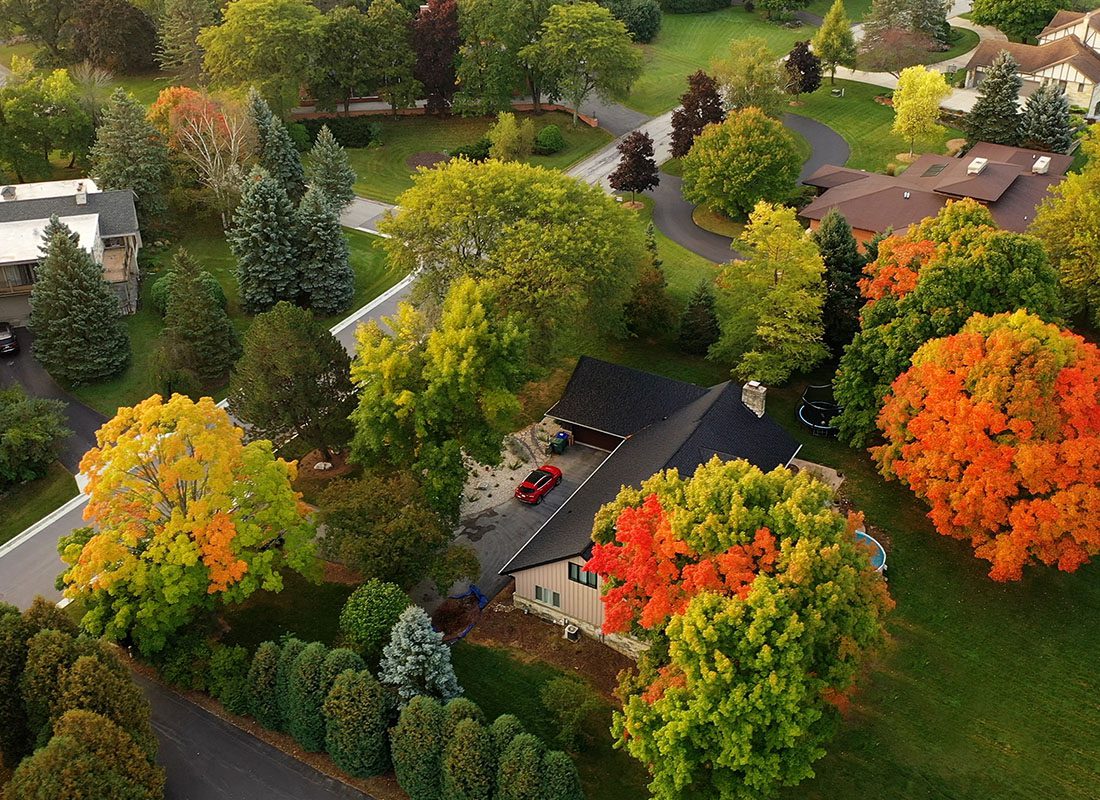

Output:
xmin=550 ymin=431 xmax=570 ymax=455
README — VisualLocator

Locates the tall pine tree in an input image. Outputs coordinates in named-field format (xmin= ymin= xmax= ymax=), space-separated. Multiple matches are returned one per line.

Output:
xmin=156 ymin=0 xmax=218 ymax=82
xmin=247 ymin=88 xmax=306 ymax=202
xmin=305 ymin=125 xmax=356 ymax=211
xmin=812 ymin=209 xmax=865 ymax=355
xmin=30 ymin=218 xmax=130 ymax=385
xmin=670 ymin=71 xmax=724 ymax=158
xmin=1019 ymin=83 xmax=1073 ymax=154
xmin=160 ymin=248 xmax=242 ymax=383
xmin=230 ymin=166 xmax=300 ymax=313
xmin=297 ymin=187 xmax=355 ymax=314
xmin=965 ymin=51 xmax=1022 ymax=146
xmin=89 ymin=89 xmax=171 ymax=226
xmin=678 ymin=279 xmax=721 ymax=355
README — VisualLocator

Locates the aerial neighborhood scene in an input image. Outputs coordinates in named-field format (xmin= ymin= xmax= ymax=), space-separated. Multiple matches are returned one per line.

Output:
xmin=1 ymin=0 xmax=1098 ymax=795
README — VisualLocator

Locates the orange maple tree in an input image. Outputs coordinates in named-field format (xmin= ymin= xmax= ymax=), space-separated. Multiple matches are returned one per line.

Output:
xmin=858 ymin=237 xmax=937 ymax=311
xmin=146 ymin=85 xmax=205 ymax=138
xmin=874 ymin=310 xmax=1100 ymax=581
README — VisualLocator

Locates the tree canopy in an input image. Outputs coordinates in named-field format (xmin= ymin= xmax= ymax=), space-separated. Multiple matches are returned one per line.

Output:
xmin=891 ymin=66 xmax=951 ymax=154
xmin=711 ymin=38 xmax=786 ymax=119
xmin=670 ymin=70 xmax=725 ymax=158
xmin=812 ymin=0 xmax=856 ymax=84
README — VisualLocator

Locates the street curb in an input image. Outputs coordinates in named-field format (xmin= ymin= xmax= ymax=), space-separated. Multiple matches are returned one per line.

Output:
xmin=0 ymin=492 xmax=88 ymax=561
xmin=329 ymin=273 xmax=414 ymax=337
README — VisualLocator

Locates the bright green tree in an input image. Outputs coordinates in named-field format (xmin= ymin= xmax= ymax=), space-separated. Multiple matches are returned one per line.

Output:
xmin=0 ymin=64 xmax=93 ymax=181
xmin=391 ymin=695 xmax=446 ymax=800
xmin=30 ymin=217 xmax=130 ymax=385
xmin=0 ymin=386 xmax=69 ymax=490
xmin=349 ymin=277 xmax=530 ymax=520
xmin=308 ymin=6 xmax=373 ymax=114
xmin=964 ymin=50 xmax=1021 ymax=146
xmin=306 ymin=124 xmax=356 ymax=210
xmin=296 ymin=186 xmax=354 ymax=313
xmin=229 ymin=166 xmax=301 ymax=313
xmin=199 ymin=0 xmax=321 ymax=112
xmin=323 ymin=669 xmax=395 ymax=777
xmin=681 ymin=108 xmax=801 ymax=220
xmin=487 ymin=112 xmax=535 ymax=161
xmin=441 ymin=717 xmax=494 ymax=800
xmin=711 ymin=38 xmax=785 ymax=119
xmin=892 ymin=66 xmax=951 ymax=155
xmin=812 ymin=0 xmax=856 ymax=84
xmin=156 ymin=0 xmax=219 ymax=82
xmin=364 ymin=0 xmax=422 ymax=114
xmin=247 ymin=641 xmax=282 ymax=729
xmin=812 ymin=208 xmax=866 ymax=354
xmin=338 ymin=579 xmax=411 ymax=664
xmin=1019 ymin=83 xmax=1074 ymax=154
xmin=520 ymin=2 xmax=642 ymax=126
xmin=229 ymin=301 xmax=356 ymax=460
xmin=970 ymin=0 xmax=1061 ymax=41
xmin=711 ymin=201 xmax=827 ymax=383
xmin=287 ymin=641 xmax=329 ymax=752
xmin=275 ymin=638 xmax=307 ymax=731
xmin=89 ymin=88 xmax=171 ymax=226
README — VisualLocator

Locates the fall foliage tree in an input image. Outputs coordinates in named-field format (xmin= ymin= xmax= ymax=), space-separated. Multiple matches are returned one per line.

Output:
xmin=891 ymin=66 xmax=951 ymax=154
xmin=413 ymin=0 xmax=461 ymax=114
xmin=670 ymin=71 xmax=725 ymax=159
xmin=67 ymin=0 xmax=158 ymax=74
xmin=785 ymin=40 xmax=822 ymax=97
xmin=874 ymin=311 xmax=1100 ymax=581
xmin=57 ymin=394 xmax=316 ymax=654
xmin=812 ymin=0 xmax=856 ymax=84
xmin=609 ymin=130 xmax=660 ymax=202
xmin=588 ymin=458 xmax=893 ymax=800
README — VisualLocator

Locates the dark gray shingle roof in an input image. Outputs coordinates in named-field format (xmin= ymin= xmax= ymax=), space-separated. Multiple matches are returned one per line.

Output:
xmin=0 ymin=190 xmax=139 ymax=237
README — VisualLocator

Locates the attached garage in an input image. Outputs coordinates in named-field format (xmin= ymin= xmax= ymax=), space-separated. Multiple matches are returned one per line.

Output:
xmin=559 ymin=423 xmax=622 ymax=452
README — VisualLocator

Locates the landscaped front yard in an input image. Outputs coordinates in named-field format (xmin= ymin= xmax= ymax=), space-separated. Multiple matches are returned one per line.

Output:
xmin=0 ymin=462 xmax=78 ymax=546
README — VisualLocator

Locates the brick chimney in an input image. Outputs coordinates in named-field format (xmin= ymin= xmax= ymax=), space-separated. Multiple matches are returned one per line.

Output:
xmin=742 ymin=381 xmax=766 ymax=418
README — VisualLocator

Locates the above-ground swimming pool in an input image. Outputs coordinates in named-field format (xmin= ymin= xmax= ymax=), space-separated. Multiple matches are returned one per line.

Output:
xmin=855 ymin=530 xmax=887 ymax=573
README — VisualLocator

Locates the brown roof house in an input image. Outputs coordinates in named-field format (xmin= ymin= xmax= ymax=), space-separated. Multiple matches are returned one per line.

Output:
xmin=0 ymin=178 xmax=142 ymax=326
xmin=799 ymin=142 xmax=1072 ymax=244
xmin=965 ymin=9 xmax=1100 ymax=116
xmin=500 ymin=357 xmax=800 ymax=657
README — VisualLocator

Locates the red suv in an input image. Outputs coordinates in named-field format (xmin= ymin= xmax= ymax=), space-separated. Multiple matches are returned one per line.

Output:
xmin=514 ymin=465 xmax=563 ymax=504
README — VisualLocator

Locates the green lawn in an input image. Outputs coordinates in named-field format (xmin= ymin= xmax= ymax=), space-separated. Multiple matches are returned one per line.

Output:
xmin=626 ymin=8 xmax=815 ymax=115
xmin=794 ymin=79 xmax=962 ymax=171
xmin=452 ymin=642 xmax=651 ymax=800
xmin=0 ymin=462 xmax=79 ymax=546
xmin=220 ymin=570 xmax=354 ymax=651
xmin=347 ymin=112 xmax=612 ymax=204
xmin=806 ymin=0 xmax=874 ymax=18
xmin=71 ymin=225 xmax=403 ymax=416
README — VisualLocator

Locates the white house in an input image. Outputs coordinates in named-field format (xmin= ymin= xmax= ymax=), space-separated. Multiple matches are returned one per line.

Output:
xmin=965 ymin=9 xmax=1100 ymax=117
xmin=0 ymin=178 xmax=142 ymax=325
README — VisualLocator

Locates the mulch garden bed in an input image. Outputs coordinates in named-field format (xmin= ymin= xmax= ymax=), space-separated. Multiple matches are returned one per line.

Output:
xmin=405 ymin=151 xmax=449 ymax=169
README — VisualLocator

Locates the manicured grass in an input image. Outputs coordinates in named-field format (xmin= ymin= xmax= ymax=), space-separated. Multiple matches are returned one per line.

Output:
xmin=760 ymin=378 xmax=1100 ymax=800
xmin=0 ymin=41 xmax=37 ymax=70
xmin=626 ymin=8 xmax=815 ymax=115
xmin=71 ymin=224 xmax=403 ymax=416
xmin=0 ymin=462 xmax=79 ymax=546
xmin=794 ymin=79 xmax=962 ymax=171
xmin=692 ymin=206 xmax=745 ymax=239
xmin=220 ymin=571 xmax=354 ymax=651
xmin=452 ymin=642 xmax=651 ymax=800
xmin=631 ymin=198 xmax=724 ymax=301
xmin=346 ymin=112 xmax=612 ymax=204
xmin=805 ymin=0 xmax=874 ymax=20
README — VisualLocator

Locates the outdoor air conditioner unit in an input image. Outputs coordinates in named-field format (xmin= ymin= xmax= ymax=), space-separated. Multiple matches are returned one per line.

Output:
xmin=1032 ymin=156 xmax=1051 ymax=175
xmin=967 ymin=157 xmax=989 ymax=175
xmin=563 ymin=624 xmax=580 ymax=642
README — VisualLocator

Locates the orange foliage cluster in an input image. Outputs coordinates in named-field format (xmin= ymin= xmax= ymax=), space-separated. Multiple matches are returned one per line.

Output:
xmin=193 ymin=513 xmax=249 ymax=593
xmin=874 ymin=312 xmax=1100 ymax=581
xmin=585 ymin=494 xmax=778 ymax=634
xmin=146 ymin=86 xmax=205 ymax=137
xmin=858 ymin=238 xmax=937 ymax=312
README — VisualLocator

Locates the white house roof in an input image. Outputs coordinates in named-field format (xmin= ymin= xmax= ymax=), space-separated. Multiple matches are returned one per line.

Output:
xmin=0 ymin=214 xmax=100 ymax=265
xmin=0 ymin=178 xmax=100 ymax=202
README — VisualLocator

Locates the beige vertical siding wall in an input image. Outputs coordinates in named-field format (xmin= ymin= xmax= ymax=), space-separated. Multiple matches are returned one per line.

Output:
xmin=513 ymin=556 xmax=604 ymax=629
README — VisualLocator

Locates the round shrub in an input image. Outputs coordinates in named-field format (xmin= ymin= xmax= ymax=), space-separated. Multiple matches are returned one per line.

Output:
xmin=287 ymin=642 xmax=329 ymax=752
xmin=391 ymin=695 xmax=445 ymax=800
xmin=533 ymin=124 xmax=566 ymax=155
xmin=339 ymin=579 xmax=410 ymax=663
xmin=150 ymin=268 xmax=228 ymax=317
xmin=441 ymin=717 xmax=493 ymax=800
xmin=450 ymin=137 xmax=491 ymax=162
xmin=609 ymin=0 xmax=662 ymax=43
xmin=247 ymin=641 xmax=282 ymax=730
xmin=542 ymin=750 xmax=584 ymax=800
xmin=323 ymin=669 xmax=395 ymax=778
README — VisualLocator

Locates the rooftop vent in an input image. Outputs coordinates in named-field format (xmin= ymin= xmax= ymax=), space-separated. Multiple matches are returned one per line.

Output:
xmin=967 ymin=157 xmax=989 ymax=175
xmin=742 ymin=381 xmax=766 ymax=418
xmin=903 ymin=191 xmax=911 ymax=199
xmin=75 ymin=182 xmax=87 ymax=205
xmin=0 ymin=186 xmax=14 ymax=201
xmin=1032 ymin=156 xmax=1051 ymax=175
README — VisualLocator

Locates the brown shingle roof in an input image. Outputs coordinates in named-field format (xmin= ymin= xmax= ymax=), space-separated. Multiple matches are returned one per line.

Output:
xmin=965 ymin=37 xmax=1100 ymax=84
xmin=802 ymin=164 xmax=874 ymax=190
xmin=1039 ymin=10 xmax=1086 ymax=37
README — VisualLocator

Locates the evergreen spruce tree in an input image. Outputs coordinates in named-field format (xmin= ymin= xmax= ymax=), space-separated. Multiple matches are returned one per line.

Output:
xmin=30 ymin=218 xmax=130 ymax=385
xmin=247 ymin=88 xmax=306 ymax=202
xmin=247 ymin=641 xmax=281 ymax=730
xmin=306 ymin=125 xmax=356 ymax=211
xmin=964 ymin=51 xmax=1022 ymax=146
xmin=391 ymin=695 xmax=445 ymax=800
xmin=275 ymin=638 xmax=306 ymax=731
xmin=380 ymin=606 xmax=462 ymax=707
xmin=323 ymin=669 xmax=395 ymax=778
xmin=542 ymin=750 xmax=584 ymax=800
xmin=812 ymin=209 xmax=866 ymax=355
xmin=1019 ymin=83 xmax=1074 ymax=154
xmin=229 ymin=166 xmax=301 ymax=313
xmin=677 ymin=278 xmax=721 ymax=355
xmin=90 ymin=89 xmax=170 ymax=226
xmin=160 ymin=248 xmax=241 ymax=383
xmin=864 ymin=227 xmax=892 ymax=262
xmin=297 ymin=187 xmax=355 ymax=314
xmin=287 ymin=642 xmax=329 ymax=752
xmin=156 ymin=0 xmax=218 ymax=83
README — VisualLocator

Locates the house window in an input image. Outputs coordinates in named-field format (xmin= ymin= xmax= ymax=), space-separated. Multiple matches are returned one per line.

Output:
xmin=534 ymin=585 xmax=561 ymax=608
xmin=568 ymin=562 xmax=598 ymax=588
xmin=0 ymin=262 xmax=35 ymax=291
xmin=1079 ymin=83 xmax=1086 ymax=93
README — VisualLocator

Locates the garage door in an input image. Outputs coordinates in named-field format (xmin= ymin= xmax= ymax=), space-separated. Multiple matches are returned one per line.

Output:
xmin=569 ymin=425 xmax=622 ymax=452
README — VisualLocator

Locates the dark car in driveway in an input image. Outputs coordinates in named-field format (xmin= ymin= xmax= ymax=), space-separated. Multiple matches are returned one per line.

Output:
xmin=514 ymin=465 xmax=563 ymax=505
xmin=0 ymin=323 xmax=18 ymax=356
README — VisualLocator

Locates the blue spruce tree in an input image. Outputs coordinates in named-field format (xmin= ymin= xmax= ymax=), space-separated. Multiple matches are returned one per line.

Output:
xmin=297 ymin=187 xmax=355 ymax=314
xmin=229 ymin=166 xmax=300 ymax=313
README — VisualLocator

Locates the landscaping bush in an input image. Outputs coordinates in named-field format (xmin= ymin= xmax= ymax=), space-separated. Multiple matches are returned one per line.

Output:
xmin=152 ymin=626 xmax=214 ymax=691
xmin=542 ymin=750 xmax=584 ymax=800
xmin=58 ymin=654 xmax=157 ymax=758
xmin=339 ymin=579 xmax=410 ymax=664
xmin=323 ymin=669 xmax=395 ymax=778
xmin=300 ymin=116 xmax=383 ymax=149
xmin=538 ymin=676 xmax=601 ymax=751
xmin=441 ymin=717 xmax=493 ymax=800
xmin=286 ymin=122 xmax=312 ymax=153
xmin=208 ymin=645 xmax=251 ymax=716
xmin=607 ymin=0 xmax=662 ymax=43
xmin=442 ymin=697 xmax=484 ymax=739
xmin=150 ymin=268 xmax=228 ymax=317
xmin=496 ymin=733 xmax=545 ymax=800
xmin=533 ymin=125 xmax=566 ymax=155
xmin=487 ymin=714 xmax=525 ymax=762
xmin=247 ymin=641 xmax=282 ymax=730
xmin=659 ymin=0 xmax=727 ymax=12
xmin=391 ymin=695 xmax=445 ymax=800
xmin=0 ymin=387 xmax=68 ymax=490
xmin=287 ymin=641 xmax=329 ymax=752
xmin=275 ymin=637 xmax=307 ymax=731
xmin=321 ymin=648 xmax=365 ymax=696
xmin=450 ymin=137 xmax=491 ymax=162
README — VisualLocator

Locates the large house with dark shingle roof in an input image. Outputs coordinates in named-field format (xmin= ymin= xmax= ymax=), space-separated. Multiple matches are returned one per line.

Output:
xmin=965 ymin=9 xmax=1100 ymax=116
xmin=0 ymin=178 xmax=142 ymax=325
xmin=500 ymin=357 xmax=800 ymax=656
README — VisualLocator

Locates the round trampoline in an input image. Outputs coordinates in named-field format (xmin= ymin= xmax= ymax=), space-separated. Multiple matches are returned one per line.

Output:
xmin=854 ymin=529 xmax=887 ymax=573
xmin=799 ymin=384 xmax=840 ymax=437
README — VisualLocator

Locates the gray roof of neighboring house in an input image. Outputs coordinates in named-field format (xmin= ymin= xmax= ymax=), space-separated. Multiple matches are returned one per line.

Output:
xmin=501 ymin=369 xmax=801 ymax=574
xmin=0 ymin=189 xmax=139 ymax=237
